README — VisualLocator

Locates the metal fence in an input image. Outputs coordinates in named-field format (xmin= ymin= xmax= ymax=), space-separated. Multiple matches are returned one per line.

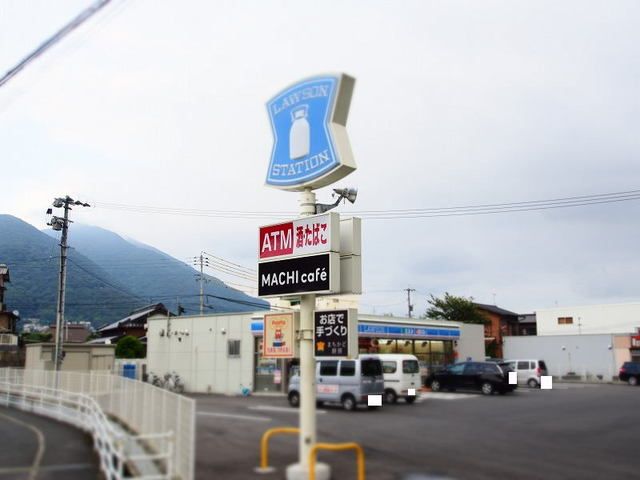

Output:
xmin=0 ymin=368 xmax=195 ymax=480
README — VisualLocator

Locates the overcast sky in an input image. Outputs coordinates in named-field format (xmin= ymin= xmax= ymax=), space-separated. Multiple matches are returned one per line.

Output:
xmin=2 ymin=0 xmax=639 ymax=316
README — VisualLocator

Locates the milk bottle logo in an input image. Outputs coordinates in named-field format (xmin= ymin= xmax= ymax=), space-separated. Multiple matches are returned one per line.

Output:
xmin=266 ymin=74 xmax=357 ymax=191
xmin=289 ymin=105 xmax=310 ymax=159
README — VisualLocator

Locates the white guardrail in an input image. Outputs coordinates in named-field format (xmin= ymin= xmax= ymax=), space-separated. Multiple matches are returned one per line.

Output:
xmin=0 ymin=368 xmax=195 ymax=480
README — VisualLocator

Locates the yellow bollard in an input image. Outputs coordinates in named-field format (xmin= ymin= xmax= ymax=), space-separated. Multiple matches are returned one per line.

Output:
xmin=309 ymin=442 xmax=365 ymax=480
xmin=255 ymin=427 xmax=300 ymax=474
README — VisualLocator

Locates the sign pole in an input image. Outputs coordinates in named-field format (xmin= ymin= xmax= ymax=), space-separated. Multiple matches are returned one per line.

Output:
xmin=287 ymin=188 xmax=330 ymax=480
xmin=298 ymin=292 xmax=316 ymax=465
xmin=298 ymin=188 xmax=318 ymax=470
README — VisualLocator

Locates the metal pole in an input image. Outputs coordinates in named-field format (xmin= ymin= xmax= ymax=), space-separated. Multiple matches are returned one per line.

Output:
xmin=405 ymin=287 xmax=415 ymax=318
xmin=298 ymin=188 xmax=317 ymax=468
xmin=199 ymin=253 xmax=204 ymax=315
xmin=54 ymin=197 xmax=70 ymax=374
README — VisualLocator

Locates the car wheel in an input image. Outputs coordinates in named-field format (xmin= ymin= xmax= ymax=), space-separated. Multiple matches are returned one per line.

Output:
xmin=527 ymin=379 xmax=539 ymax=388
xmin=430 ymin=380 xmax=441 ymax=392
xmin=481 ymin=382 xmax=494 ymax=395
xmin=629 ymin=376 xmax=638 ymax=386
xmin=288 ymin=392 xmax=300 ymax=407
xmin=316 ymin=400 xmax=324 ymax=407
xmin=342 ymin=394 xmax=356 ymax=411
xmin=405 ymin=395 xmax=416 ymax=404
xmin=384 ymin=389 xmax=397 ymax=404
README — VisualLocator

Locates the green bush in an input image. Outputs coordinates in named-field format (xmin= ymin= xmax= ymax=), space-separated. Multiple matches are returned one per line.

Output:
xmin=115 ymin=335 xmax=145 ymax=358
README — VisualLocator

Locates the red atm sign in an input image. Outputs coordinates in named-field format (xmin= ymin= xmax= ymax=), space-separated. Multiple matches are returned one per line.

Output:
xmin=259 ymin=212 xmax=339 ymax=260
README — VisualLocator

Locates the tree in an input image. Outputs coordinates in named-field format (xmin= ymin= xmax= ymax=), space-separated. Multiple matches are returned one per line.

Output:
xmin=424 ymin=292 xmax=488 ymax=324
xmin=115 ymin=335 xmax=145 ymax=359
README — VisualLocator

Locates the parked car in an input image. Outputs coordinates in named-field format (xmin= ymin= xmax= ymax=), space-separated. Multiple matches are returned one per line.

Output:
xmin=288 ymin=355 xmax=385 ymax=411
xmin=619 ymin=362 xmax=640 ymax=386
xmin=377 ymin=354 xmax=420 ymax=404
xmin=430 ymin=361 xmax=516 ymax=395
xmin=502 ymin=359 xmax=548 ymax=388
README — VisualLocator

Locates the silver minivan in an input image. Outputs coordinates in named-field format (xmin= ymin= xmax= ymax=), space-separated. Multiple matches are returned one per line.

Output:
xmin=503 ymin=359 xmax=548 ymax=388
xmin=288 ymin=355 xmax=385 ymax=411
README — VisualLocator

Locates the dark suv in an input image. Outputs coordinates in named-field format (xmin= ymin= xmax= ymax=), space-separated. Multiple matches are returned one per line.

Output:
xmin=619 ymin=362 xmax=640 ymax=386
xmin=430 ymin=361 xmax=516 ymax=395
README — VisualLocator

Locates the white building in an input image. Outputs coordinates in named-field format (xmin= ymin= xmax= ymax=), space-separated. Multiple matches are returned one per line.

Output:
xmin=504 ymin=334 xmax=632 ymax=382
xmin=503 ymin=301 xmax=640 ymax=381
xmin=146 ymin=311 xmax=484 ymax=395
xmin=536 ymin=302 xmax=640 ymax=336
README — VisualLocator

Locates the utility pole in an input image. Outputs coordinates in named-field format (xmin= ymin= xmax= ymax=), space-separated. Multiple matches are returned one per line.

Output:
xmin=191 ymin=253 xmax=208 ymax=315
xmin=199 ymin=253 xmax=204 ymax=315
xmin=578 ymin=317 xmax=582 ymax=335
xmin=46 ymin=196 xmax=90 ymax=375
xmin=405 ymin=287 xmax=416 ymax=318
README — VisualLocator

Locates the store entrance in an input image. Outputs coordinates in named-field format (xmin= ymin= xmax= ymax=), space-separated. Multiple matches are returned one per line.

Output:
xmin=253 ymin=337 xmax=290 ymax=393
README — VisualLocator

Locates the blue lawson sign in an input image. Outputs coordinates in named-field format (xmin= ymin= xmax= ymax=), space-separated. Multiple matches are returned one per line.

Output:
xmin=266 ymin=74 xmax=357 ymax=191
xmin=251 ymin=320 xmax=460 ymax=340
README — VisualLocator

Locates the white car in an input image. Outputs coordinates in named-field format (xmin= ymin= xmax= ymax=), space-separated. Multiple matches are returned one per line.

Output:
xmin=502 ymin=359 xmax=548 ymax=388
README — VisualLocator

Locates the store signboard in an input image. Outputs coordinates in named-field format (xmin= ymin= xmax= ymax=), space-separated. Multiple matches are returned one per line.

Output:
xmin=358 ymin=322 xmax=460 ymax=339
xmin=259 ymin=212 xmax=339 ymax=260
xmin=262 ymin=312 xmax=299 ymax=358
xmin=258 ymin=253 xmax=340 ymax=297
xmin=265 ymin=74 xmax=357 ymax=191
xmin=314 ymin=309 xmax=358 ymax=358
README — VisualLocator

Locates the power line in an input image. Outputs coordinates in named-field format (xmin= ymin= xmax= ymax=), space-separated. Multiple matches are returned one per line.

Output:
xmin=90 ymin=188 xmax=640 ymax=220
xmin=202 ymin=251 xmax=256 ymax=274
xmin=66 ymin=257 xmax=147 ymax=302
xmin=0 ymin=0 xmax=114 ymax=89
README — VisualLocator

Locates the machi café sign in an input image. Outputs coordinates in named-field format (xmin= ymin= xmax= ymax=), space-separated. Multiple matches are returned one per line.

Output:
xmin=266 ymin=73 xmax=357 ymax=191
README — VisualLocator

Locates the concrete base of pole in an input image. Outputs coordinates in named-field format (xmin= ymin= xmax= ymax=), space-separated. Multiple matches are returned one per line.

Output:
xmin=254 ymin=466 xmax=276 ymax=474
xmin=286 ymin=462 xmax=331 ymax=480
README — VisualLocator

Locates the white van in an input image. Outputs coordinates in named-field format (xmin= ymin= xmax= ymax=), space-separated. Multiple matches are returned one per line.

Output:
xmin=502 ymin=359 xmax=548 ymax=388
xmin=288 ymin=356 xmax=385 ymax=411
xmin=376 ymin=354 xmax=420 ymax=404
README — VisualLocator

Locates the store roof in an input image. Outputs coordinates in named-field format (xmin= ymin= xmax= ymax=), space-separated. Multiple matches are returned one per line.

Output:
xmin=474 ymin=303 xmax=520 ymax=317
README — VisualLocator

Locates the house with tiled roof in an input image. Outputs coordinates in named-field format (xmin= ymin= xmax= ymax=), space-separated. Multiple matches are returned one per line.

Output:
xmin=474 ymin=303 xmax=520 ymax=358
xmin=94 ymin=303 xmax=171 ymax=344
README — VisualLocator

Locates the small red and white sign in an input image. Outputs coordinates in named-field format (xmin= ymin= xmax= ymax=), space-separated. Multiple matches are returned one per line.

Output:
xmin=259 ymin=212 xmax=339 ymax=260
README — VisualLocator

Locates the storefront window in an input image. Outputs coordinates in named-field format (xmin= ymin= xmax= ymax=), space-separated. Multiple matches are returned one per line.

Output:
xmin=377 ymin=338 xmax=397 ymax=354
xmin=254 ymin=337 xmax=286 ymax=393
xmin=397 ymin=339 xmax=413 ymax=354
xmin=430 ymin=341 xmax=445 ymax=366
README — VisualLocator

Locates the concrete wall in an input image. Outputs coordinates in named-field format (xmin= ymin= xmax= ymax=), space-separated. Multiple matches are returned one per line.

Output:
xmin=147 ymin=313 xmax=256 ymax=394
xmin=457 ymin=323 xmax=485 ymax=361
xmin=536 ymin=302 xmax=640 ymax=336
xmin=25 ymin=344 xmax=115 ymax=372
xmin=503 ymin=334 xmax=630 ymax=381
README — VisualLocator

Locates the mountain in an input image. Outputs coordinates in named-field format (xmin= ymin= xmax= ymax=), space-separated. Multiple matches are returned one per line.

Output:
xmin=60 ymin=224 xmax=266 ymax=315
xmin=0 ymin=214 xmax=142 ymax=326
xmin=0 ymin=215 xmax=267 ymax=329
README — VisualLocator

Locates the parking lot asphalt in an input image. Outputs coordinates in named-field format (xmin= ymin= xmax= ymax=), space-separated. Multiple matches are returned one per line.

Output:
xmin=192 ymin=383 xmax=640 ymax=480
xmin=0 ymin=406 xmax=100 ymax=480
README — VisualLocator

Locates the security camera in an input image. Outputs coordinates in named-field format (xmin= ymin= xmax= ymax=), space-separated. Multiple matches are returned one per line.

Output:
xmin=221 ymin=328 xmax=227 ymax=335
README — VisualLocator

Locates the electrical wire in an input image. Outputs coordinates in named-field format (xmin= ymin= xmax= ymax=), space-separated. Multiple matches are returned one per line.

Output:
xmin=90 ymin=188 xmax=640 ymax=220
xmin=0 ymin=0 xmax=114 ymax=88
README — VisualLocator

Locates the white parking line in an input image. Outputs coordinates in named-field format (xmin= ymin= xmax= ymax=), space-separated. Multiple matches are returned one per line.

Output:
xmin=420 ymin=392 xmax=477 ymax=400
xmin=197 ymin=411 xmax=272 ymax=422
xmin=248 ymin=405 xmax=327 ymax=414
